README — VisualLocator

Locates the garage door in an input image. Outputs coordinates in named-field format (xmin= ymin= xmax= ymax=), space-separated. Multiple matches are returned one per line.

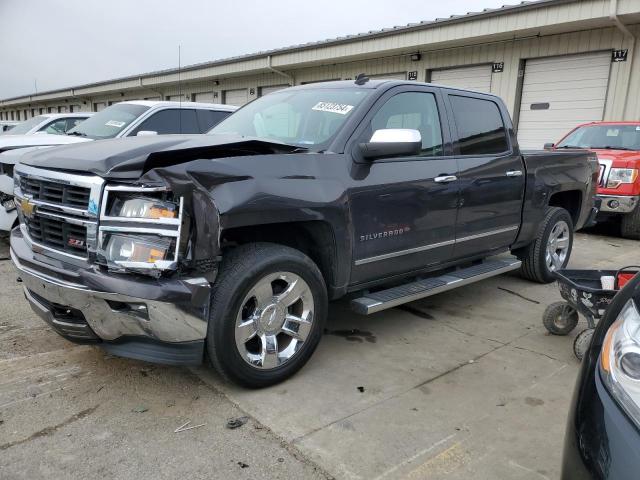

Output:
xmin=193 ymin=92 xmax=214 ymax=103
xmin=167 ymin=94 xmax=188 ymax=102
xmin=260 ymin=85 xmax=288 ymax=96
xmin=430 ymin=65 xmax=492 ymax=92
xmin=516 ymin=52 xmax=611 ymax=150
xmin=224 ymin=89 xmax=249 ymax=106
xmin=369 ymin=72 xmax=407 ymax=80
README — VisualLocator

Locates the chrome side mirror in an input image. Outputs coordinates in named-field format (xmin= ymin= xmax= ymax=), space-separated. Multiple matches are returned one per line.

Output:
xmin=359 ymin=129 xmax=422 ymax=160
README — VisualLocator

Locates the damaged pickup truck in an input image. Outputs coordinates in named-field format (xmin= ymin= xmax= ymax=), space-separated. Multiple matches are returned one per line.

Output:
xmin=10 ymin=79 xmax=599 ymax=387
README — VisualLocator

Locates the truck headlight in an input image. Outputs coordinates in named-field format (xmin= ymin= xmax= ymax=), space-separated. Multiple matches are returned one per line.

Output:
xmin=105 ymin=234 xmax=175 ymax=264
xmin=601 ymin=299 xmax=640 ymax=425
xmin=607 ymin=168 xmax=638 ymax=189
xmin=98 ymin=186 xmax=184 ymax=274
xmin=109 ymin=196 xmax=178 ymax=219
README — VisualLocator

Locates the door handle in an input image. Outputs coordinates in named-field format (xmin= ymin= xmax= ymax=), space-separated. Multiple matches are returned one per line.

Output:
xmin=506 ymin=170 xmax=523 ymax=177
xmin=434 ymin=175 xmax=458 ymax=183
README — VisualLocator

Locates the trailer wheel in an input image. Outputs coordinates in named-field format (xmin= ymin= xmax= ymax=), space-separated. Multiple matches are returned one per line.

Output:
xmin=542 ymin=301 xmax=579 ymax=335
xmin=206 ymin=242 xmax=327 ymax=388
xmin=517 ymin=207 xmax=574 ymax=283
xmin=573 ymin=328 xmax=595 ymax=361
xmin=621 ymin=205 xmax=640 ymax=240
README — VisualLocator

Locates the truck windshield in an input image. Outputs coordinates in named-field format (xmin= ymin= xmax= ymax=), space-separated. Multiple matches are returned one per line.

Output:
xmin=557 ymin=125 xmax=640 ymax=151
xmin=208 ymin=88 xmax=371 ymax=150
xmin=66 ymin=104 xmax=150 ymax=140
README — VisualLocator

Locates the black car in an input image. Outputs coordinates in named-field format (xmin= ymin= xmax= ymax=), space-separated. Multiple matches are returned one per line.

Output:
xmin=562 ymin=272 xmax=640 ymax=478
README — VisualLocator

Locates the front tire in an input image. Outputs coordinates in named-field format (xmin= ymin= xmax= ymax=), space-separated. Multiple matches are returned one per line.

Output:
xmin=621 ymin=206 xmax=640 ymax=240
xmin=517 ymin=207 xmax=574 ymax=283
xmin=207 ymin=243 xmax=327 ymax=388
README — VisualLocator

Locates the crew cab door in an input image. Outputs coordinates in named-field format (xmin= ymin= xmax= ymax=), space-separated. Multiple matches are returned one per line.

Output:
xmin=348 ymin=86 xmax=459 ymax=284
xmin=444 ymin=92 xmax=525 ymax=258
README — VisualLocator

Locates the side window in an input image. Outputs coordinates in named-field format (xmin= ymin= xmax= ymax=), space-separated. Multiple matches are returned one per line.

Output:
xmin=66 ymin=118 xmax=85 ymax=131
xmin=131 ymin=109 xmax=200 ymax=135
xmin=41 ymin=119 xmax=68 ymax=134
xmin=370 ymin=92 xmax=443 ymax=156
xmin=196 ymin=110 xmax=231 ymax=132
xmin=449 ymin=96 xmax=509 ymax=155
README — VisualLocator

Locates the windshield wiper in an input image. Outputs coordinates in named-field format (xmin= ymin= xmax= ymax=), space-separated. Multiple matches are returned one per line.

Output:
xmin=66 ymin=131 xmax=86 ymax=137
xmin=597 ymin=146 xmax=635 ymax=151
xmin=557 ymin=145 xmax=584 ymax=149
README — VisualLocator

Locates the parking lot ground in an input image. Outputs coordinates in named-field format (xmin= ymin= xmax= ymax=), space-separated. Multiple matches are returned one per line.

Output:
xmin=1 ymin=228 xmax=639 ymax=480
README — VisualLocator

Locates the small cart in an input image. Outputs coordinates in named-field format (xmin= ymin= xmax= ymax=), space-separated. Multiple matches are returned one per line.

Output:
xmin=543 ymin=267 xmax=639 ymax=360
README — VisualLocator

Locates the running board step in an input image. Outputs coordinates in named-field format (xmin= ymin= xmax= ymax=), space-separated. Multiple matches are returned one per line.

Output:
xmin=350 ymin=256 xmax=522 ymax=315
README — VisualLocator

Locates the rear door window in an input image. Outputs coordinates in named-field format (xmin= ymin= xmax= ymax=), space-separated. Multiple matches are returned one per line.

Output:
xmin=197 ymin=110 xmax=231 ymax=132
xmin=449 ymin=95 xmax=509 ymax=155
xmin=130 ymin=109 xmax=200 ymax=135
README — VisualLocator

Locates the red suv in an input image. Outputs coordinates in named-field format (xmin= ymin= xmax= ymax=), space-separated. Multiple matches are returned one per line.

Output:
xmin=549 ymin=122 xmax=640 ymax=239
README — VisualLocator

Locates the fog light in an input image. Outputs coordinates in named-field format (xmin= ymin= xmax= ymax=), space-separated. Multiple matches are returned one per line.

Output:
xmin=608 ymin=199 xmax=620 ymax=209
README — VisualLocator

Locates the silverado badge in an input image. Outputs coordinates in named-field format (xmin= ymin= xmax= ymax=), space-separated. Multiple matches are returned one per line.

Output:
xmin=20 ymin=197 xmax=36 ymax=219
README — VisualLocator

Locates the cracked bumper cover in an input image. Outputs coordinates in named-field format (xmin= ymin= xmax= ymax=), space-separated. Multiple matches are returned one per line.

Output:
xmin=10 ymin=227 xmax=212 ymax=365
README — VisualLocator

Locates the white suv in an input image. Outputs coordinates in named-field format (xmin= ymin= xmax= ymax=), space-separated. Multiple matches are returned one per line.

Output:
xmin=0 ymin=101 xmax=238 ymax=233
xmin=1 ymin=113 xmax=92 ymax=136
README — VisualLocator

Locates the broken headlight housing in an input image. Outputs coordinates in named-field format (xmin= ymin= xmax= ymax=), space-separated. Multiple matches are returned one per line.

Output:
xmin=98 ymin=185 xmax=184 ymax=274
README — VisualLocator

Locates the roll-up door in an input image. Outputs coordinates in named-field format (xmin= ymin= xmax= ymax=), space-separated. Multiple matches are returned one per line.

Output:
xmin=516 ymin=52 xmax=611 ymax=150
xmin=430 ymin=65 xmax=492 ymax=93
xmin=224 ymin=89 xmax=249 ymax=106
xmin=193 ymin=92 xmax=214 ymax=103
xmin=260 ymin=85 xmax=288 ymax=96
xmin=369 ymin=72 xmax=407 ymax=80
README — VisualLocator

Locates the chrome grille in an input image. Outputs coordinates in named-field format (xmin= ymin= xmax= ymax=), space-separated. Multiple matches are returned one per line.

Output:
xmin=14 ymin=164 xmax=104 ymax=260
xmin=20 ymin=176 xmax=91 ymax=209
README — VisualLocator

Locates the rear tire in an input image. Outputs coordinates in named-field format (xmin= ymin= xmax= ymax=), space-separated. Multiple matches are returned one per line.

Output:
xmin=517 ymin=207 xmax=574 ymax=284
xmin=621 ymin=206 xmax=640 ymax=240
xmin=206 ymin=242 xmax=327 ymax=388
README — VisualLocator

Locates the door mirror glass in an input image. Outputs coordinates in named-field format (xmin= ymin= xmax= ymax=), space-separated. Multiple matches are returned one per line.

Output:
xmin=543 ymin=142 xmax=555 ymax=150
xmin=136 ymin=130 xmax=158 ymax=136
xmin=360 ymin=129 xmax=422 ymax=160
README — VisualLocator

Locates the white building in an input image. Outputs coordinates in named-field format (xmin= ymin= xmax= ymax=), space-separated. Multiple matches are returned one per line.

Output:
xmin=1 ymin=0 xmax=639 ymax=148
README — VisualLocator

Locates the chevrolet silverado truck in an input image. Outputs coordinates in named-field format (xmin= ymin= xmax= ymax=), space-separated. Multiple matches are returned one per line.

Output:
xmin=10 ymin=79 xmax=599 ymax=387
xmin=548 ymin=122 xmax=640 ymax=239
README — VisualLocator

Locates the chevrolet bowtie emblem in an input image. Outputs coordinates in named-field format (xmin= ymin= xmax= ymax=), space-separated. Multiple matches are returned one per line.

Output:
xmin=20 ymin=198 xmax=36 ymax=218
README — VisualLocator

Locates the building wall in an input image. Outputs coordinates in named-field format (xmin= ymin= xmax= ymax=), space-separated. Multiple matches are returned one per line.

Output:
xmin=1 ymin=24 xmax=639 ymax=126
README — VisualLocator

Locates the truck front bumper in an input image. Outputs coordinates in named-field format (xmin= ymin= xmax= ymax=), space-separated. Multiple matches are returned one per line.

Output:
xmin=10 ymin=227 xmax=212 ymax=365
xmin=597 ymin=194 xmax=639 ymax=213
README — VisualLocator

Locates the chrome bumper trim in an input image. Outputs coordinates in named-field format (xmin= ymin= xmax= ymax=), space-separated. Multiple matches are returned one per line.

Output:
xmin=11 ymin=247 xmax=210 ymax=343
xmin=597 ymin=195 xmax=639 ymax=213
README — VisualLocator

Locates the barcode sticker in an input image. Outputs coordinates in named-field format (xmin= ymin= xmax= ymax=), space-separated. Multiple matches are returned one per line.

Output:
xmin=312 ymin=102 xmax=354 ymax=115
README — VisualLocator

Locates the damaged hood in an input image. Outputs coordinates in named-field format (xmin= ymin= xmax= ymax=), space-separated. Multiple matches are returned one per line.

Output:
xmin=19 ymin=134 xmax=304 ymax=179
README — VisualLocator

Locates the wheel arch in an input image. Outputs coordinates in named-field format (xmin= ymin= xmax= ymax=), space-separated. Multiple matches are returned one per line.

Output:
xmin=219 ymin=220 xmax=344 ymax=298
xmin=548 ymin=189 xmax=582 ymax=226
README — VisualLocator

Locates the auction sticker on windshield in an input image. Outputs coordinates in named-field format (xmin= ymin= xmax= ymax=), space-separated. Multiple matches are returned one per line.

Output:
xmin=312 ymin=102 xmax=354 ymax=115
xmin=105 ymin=120 xmax=126 ymax=128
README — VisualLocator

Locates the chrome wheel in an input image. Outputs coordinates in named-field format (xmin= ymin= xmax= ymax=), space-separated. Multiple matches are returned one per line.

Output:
xmin=546 ymin=220 xmax=570 ymax=272
xmin=235 ymin=272 xmax=314 ymax=370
